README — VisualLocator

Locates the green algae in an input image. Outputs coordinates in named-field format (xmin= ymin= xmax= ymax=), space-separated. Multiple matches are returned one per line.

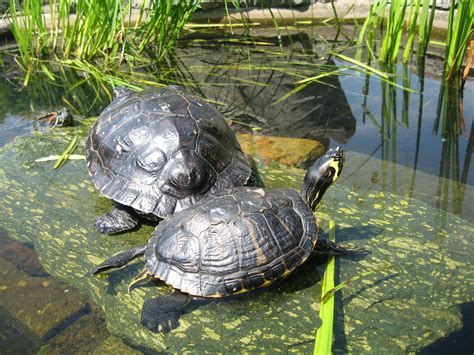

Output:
xmin=0 ymin=124 xmax=473 ymax=353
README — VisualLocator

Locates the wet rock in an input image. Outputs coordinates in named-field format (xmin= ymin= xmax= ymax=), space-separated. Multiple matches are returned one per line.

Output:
xmin=0 ymin=127 xmax=472 ymax=352
xmin=237 ymin=133 xmax=328 ymax=168
xmin=0 ymin=305 xmax=40 ymax=354
xmin=342 ymin=151 xmax=474 ymax=224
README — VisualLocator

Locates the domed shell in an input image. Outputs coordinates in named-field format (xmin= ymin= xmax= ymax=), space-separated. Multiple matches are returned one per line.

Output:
xmin=144 ymin=187 xmax=318 ymax=297
xmin=85 ymin=86 xmax=253 ymax=218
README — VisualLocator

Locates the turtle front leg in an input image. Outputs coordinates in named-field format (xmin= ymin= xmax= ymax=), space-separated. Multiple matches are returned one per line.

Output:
xmin=94 ymin=207 xmax=139 ymax=234
xmin=88 ymin=245 xmax=146 ymax=275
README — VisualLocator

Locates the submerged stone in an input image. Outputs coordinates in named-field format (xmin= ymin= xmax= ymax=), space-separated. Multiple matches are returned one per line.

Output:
xmin=0 ymin=123 xmax=472 ymax=352
xmin=237 ymin=133 xmax=327 ymax=168
xmin=0 ymin=256 xmax=90 ymax=340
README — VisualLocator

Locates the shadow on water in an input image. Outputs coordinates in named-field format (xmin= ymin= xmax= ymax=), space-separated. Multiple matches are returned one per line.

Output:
xmin=320 ymin=225 xmax=384 ymax=243
xmin=417 ymin=302 xmax=474 ymax=355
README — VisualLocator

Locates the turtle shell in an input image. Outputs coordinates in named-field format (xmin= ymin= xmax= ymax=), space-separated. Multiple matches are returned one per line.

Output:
xmin=144 ymin=187 xmax=318 ymax=297
xmin=85 ymin=86 xmax=253 ymax=218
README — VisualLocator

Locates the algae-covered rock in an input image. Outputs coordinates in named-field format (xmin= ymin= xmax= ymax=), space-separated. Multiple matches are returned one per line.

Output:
xmin=236 ymin=133 xmax=327 ymax=167
xmin=0 ymin=123 xmax=472 ymax=352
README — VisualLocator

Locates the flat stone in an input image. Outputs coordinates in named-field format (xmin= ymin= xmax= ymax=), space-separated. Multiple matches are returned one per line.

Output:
xmin=0 ymin=256 xmax=90 ymax=340
xmin=237 ymin=133 xmax=327 ymax=168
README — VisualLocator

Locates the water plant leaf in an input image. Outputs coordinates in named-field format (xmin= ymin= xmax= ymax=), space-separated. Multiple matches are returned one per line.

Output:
xmin=321 ymin=263 xmax=392 ymax=303
xmin=313 ymin=220 xmax=336 ymax=355
xmin=52 ymin=135 xmax=78 ymax=170
xmin=35 ymin=154 xmax=86 ymax=162
xmin=331 ymin=53 xmax=389 ymax=79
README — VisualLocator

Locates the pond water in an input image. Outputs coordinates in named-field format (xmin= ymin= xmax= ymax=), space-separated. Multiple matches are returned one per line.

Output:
xmin=0 ymin=26 xmax=472 ymax=353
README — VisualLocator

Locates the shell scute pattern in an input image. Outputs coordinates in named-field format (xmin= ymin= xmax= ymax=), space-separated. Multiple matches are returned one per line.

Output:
xmin=147 ymin=187 xmax=318 ymax=297
xmin=85 ymin=86 xmax=254 ymax=217
xmin=199 ymin=224 xmax=240 ymax=273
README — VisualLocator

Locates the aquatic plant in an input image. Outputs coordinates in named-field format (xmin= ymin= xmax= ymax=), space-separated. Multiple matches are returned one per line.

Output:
xmin=443 ymin=0 xmax=473 ymax=80
xmin=313 ymin=220 xmax=336 ymax=355
xmin=7 ymin=0 xmax=198 ymax=83
xmin=356 ymin=0 xmax=472 ymax=81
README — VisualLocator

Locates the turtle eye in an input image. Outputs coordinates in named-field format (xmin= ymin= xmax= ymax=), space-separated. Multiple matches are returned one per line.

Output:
xmin=137 ymin=149 xmax=166 ymax=172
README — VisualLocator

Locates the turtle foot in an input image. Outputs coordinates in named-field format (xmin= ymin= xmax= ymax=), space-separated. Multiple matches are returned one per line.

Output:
xmin=140 ymin=295 xmax=188 ymax=334
xmin=94 ymin=208 xmax=139 ymax=234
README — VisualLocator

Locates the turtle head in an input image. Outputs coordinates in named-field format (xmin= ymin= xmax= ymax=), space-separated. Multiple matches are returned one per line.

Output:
xmin=52 ymin=107 xmax=73 ymax=127
xmin=300 ymin=147 xmax=344 ymax=212
xmin=160 ymin=150 xmax=216 ymax=199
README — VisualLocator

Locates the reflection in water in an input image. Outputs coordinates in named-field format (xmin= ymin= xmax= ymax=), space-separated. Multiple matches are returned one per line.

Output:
xmin=339 ymin=55 xmax=473 ymax=223
xmin=170 ymin=30 xmax=356 ymax=143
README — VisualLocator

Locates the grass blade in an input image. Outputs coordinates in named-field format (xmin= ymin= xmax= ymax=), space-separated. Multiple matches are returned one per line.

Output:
xmin=321 ymin=263 xmax=392 ymax=303
xmin=36 ymin=154 xmax=86 ymax=162
xmin=52 ymin=135 xmax=78 ymax=170
xmin=313 ymin=220 xmax=336 ymax=355
xmin=332 ymin=53 xmax=389 ymax=79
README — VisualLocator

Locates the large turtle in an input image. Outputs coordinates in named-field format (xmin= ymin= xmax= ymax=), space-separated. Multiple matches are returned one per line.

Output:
xmin=85 ymin=86 xmax=261 ymax=234
xmin=90 ymin=147 xmax=346 ymax=333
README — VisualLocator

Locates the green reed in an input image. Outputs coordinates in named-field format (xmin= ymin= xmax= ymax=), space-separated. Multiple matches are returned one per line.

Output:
xmin=313 ymin=220 xmax=336 ymax=355
xmin=7 ymin=0 xmax=198 ymax=76
xmin=444 ymin=0 xmax=473 ymax=79
xmin=357 ymin=0 xmax=471 ymax=81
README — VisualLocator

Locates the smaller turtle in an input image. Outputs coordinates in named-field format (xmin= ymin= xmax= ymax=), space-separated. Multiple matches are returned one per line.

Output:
xmin=33 ymin=107 xmax=74 ymax=128
xmin=89 ymin=147 xmax=347 ymax=333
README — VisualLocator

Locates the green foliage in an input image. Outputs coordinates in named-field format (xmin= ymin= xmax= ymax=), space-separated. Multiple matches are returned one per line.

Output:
xmin=444 ymin=0 xmax=473 ymax=79
xmin=356 ymin=0 xmax=472 ymax=81
xmin=7 ymin=0 xmax=198 ymax=79
xmin=53 ymin=135 xmax=78 ymax=170
xmin=313 ymin=220 xmax=336 ymax=355
xmin=379 ymin=0 xmax=407 ymax=63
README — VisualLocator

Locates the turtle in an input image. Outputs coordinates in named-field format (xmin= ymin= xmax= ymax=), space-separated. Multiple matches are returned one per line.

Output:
xmin=89 ymin=147 xmax=347 ymax=333
xmin=85 ymin=86 xmax=262 ymax=234
xmin=32 ymin=107 xmax=74 ymax=128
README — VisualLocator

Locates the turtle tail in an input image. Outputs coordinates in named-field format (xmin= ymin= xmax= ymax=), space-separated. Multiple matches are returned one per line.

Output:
xmin=87 ymin=245 xmax=147 ymax=275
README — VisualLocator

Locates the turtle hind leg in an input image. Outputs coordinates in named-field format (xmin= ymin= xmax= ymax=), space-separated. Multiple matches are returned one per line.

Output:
xmin=313 ymin=239 xmax=370 ymax=259
xmin=94 ymin=207 xmax=139 ymax=234
xmin=88 ymin=245 xmax=146 ymax=275
xmin=140 ymin=292 xmax=211 ymax=333
xmin=314 ymin=238 xmax=348 ymax=256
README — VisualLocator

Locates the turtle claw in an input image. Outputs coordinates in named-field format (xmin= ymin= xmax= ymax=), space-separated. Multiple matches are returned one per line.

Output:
xmin=140 ymin=296 xmax=187 ymax=334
